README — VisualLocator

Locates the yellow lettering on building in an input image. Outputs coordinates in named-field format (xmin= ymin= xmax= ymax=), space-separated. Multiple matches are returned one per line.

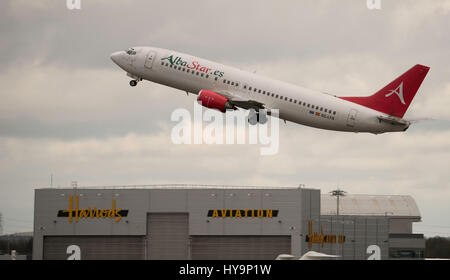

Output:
xmin=257 ymin=209 xmax=263 ymax=218
xmin=115 ymin=207 xmax=123 ymax=222
xmin=65 ymin=194 xmax=74 ymax=223
xmin=88 ymin=207 xmax=95 ymax=218
xmin=62 ymin=195 xmax=124 ymax=223
xmin=243 ymin=209 xmax=249 ymax=217
xmin=208 ymin=209 xmax=277 ymax=218
xmin=75 ymin=195 xmax=79 ymax=222
xmin=100 ymin=209 xmax=107 ymax=218
xmin=307 ymin=220 xmax=346 ymax=248
xmin=212 ymin=209 xmax=219 ymax=218
xmin=95 ymin=208 xmax=101 ymax=218
xmin=221 ymin=209 xmax=227 ymax=218
xmin=80 ymin=209 xmax=88 ymax=218
xmin=235 ymin=209 xmax=242 ymax=218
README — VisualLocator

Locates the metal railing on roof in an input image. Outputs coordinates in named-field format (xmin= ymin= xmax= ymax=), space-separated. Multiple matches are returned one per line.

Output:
xmin=39 ymin=183 xmax=304 ymax=190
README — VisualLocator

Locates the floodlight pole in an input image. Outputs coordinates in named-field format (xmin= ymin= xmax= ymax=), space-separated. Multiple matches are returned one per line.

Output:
xmin=330 ymin=189 xmax=347 ymax=216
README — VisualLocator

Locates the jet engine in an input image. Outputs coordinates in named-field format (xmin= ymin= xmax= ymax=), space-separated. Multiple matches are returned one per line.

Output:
xmin=197 ymin=90 xmax=235 ymax=113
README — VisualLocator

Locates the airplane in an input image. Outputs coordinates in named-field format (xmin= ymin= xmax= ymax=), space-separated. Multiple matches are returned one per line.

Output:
xmin=110 ymin=47 xmax=430 ymax=134
xmin=276 ymin=251 xmax=340 ymax=260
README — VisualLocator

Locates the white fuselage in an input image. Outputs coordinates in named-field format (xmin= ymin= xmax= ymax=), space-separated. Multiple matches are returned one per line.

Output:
xmin=111 ymin=47 xmax=409 ymax=134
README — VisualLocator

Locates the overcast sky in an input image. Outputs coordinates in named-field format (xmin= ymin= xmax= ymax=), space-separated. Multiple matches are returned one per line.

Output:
xmin=1 ymin=0 xmax=450 ymax=236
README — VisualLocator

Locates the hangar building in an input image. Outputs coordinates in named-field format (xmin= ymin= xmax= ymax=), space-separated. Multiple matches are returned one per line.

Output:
xmin=32 ymin=185 xmax=424 ymax=260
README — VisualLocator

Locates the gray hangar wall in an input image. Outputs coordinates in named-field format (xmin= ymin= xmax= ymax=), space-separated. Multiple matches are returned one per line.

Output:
xmin=33 ymin=187 xmax=320 ymax=260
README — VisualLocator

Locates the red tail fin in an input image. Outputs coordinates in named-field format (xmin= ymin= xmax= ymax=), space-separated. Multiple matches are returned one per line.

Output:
xmin=340 ymin=64 xmax=430 ymax=118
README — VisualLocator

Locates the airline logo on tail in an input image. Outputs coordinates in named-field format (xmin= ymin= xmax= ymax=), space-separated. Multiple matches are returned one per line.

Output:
xmin=341 ymin=65 xmax=429 ymax=118
xmin=385 ymin=82 xmax=406 ymax=105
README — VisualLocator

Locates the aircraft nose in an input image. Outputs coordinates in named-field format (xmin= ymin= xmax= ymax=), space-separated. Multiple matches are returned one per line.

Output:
xmin=110 ymin=51 xmax=122 ymax=64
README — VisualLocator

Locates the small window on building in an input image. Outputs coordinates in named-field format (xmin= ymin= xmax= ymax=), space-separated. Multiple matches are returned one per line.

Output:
xmin=196 ymin=72 xmax=199 ymax=76
xmin=227 ymin=80 xmax=231 ymax=84
xmin=249 ymin=87 xmax=252 ymax=91
xmin=258 ymin=89 xmax=261 ymax=93
xmin=206 ymin=74 xmax=209 ymax=78
xmin=201 ymin=73 xmax=204 ymax=77
xmin=236 ymin=83 xmax=239 ymax=87
xmin=215 ymin=77 xmax=218 ymax=81
xmin=244 ymin=85 xmax=247 ymax=89
xmin=187 ymin=69 xmax=190 ymax=73
xmin=333 ymin=111 xmax=336 ymax=115
xmin=231 ymin=81 xmax=234 ymax=86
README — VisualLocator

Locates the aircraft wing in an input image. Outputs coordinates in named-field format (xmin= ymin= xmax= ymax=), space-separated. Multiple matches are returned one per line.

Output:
xmin=275 ymin=254 xmax=296 ymax=260
xmin=275 ymin=251 xmax=341 ymax=260
xmin=216 ymin=90 xmax=267 ymax=111
xmin=298 ymin=251 xmax=341 ymax=260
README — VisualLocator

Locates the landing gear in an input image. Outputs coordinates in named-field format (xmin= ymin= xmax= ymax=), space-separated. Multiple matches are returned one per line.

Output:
xmin=247 ymin=109 xmax=268 ymax=125
xmin=126 ymin=73 xmax=142 ymax=87
xmin=258 ymin=111 xmax=267 ymax=124
xmin=129 ymin=80 xmax=138 ymax=87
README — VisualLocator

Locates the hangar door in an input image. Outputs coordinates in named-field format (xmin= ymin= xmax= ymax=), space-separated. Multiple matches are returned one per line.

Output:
xmin=146 ymin=213 xmax=189 ymax=259
xmin=43 ymin=236 xmax=145 ymax=260
xmin=191 ymin=236 xmax=291 ymax=260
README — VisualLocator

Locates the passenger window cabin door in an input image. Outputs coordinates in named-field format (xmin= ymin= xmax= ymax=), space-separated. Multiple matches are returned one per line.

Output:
xmin=346 ymin=109 xmax=358 ymax=127
xmin=144 ymin=50 xmax=156 ymax=69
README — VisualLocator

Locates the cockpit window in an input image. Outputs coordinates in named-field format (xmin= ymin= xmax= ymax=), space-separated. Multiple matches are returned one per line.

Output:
xmin=126 ymin=48 xmax=136 ymax=55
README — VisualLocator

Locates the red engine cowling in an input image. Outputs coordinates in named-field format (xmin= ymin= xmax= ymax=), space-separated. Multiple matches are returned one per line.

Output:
xmin=197 ymin=90 xmax=234 ymax=113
